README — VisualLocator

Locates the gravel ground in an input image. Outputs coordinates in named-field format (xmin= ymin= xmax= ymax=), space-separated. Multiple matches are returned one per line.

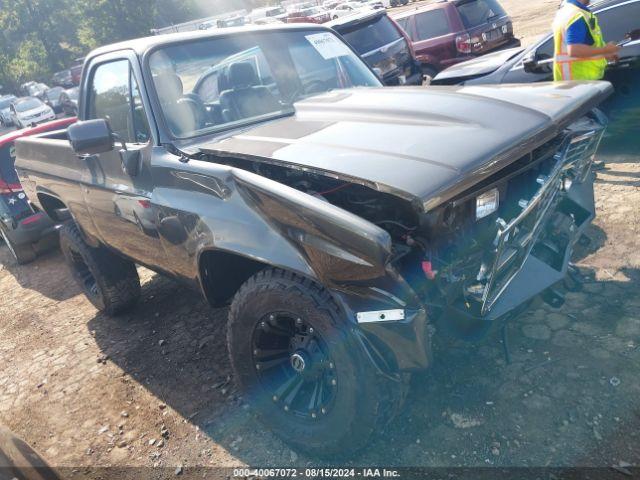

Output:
xmin=1 ymin=2 xmax=639 ymax=477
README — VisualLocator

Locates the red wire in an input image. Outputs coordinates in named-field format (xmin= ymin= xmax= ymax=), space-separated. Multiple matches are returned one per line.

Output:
xmin=317 ymin=184 xmax=350 ymax=196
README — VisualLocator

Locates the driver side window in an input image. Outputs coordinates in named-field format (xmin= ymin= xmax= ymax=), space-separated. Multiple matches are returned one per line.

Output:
xmin=89 ymin=59 xmax=150 ymax=144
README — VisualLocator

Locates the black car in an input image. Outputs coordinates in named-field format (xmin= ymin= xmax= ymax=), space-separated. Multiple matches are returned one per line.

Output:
xmin=44 ymin=86 xmax=65 ymax=113
xmin=328 ymin=10 xmax=423 ymax=85
xmin=59 ymin=87 xmax=79 ymax=116
xmin=432 ymin=0 xmax=640 ymax=152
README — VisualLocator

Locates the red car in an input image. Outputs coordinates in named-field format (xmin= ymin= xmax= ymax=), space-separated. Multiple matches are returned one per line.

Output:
xmin=0 ymin=117 xmax=76 ymax=263
xmin=286 ymin=6 xmax=331 ymax=24
xmin=392 ymin=0 xmax=520 ymax=78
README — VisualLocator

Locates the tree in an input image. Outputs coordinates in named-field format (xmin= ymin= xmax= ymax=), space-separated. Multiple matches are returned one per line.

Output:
xmin=0 ymin=0 xmax=236 ymax=93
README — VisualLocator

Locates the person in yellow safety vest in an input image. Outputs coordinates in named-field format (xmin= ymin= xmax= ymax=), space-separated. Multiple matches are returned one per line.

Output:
xmin=553 ymin=0 xmax=621 ymax=81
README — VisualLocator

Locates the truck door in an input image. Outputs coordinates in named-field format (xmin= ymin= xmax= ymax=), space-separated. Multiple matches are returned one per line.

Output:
xmin=80 ymin=53 xmax=164 ymax=268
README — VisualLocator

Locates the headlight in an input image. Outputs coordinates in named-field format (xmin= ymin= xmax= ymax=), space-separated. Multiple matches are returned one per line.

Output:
xmin=476 ymin=188 xmax=499 ymax=220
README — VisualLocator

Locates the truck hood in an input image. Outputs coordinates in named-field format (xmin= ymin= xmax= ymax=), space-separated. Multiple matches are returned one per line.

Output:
xmin=196 ymin=82 xmax=612 ymax=210
xmin=433 ymin=47 xmax=524 ymax=83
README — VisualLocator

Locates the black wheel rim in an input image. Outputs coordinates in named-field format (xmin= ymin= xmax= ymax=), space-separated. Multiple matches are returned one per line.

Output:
xmin=67 ymin=244 xmax=99 ymax=298
xmin=252 ymin=313 xmax=337 ymax=420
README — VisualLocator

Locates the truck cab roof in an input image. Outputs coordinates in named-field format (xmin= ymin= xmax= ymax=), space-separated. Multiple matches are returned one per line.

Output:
xmin=88 ymin=24 xmax=331 ymax=62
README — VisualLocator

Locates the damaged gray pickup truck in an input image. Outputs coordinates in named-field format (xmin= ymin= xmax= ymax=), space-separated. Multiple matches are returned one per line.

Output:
xmin=15 ymin=25 xmax=611 ymax=456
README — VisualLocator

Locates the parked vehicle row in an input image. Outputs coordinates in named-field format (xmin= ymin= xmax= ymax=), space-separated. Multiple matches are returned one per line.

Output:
xmin=6 ymin=97 xmax=56 ymax=129
xmin=0 ymin=95 xmax=18 ymax=127
xmin=328 ymin=0 xmax=519 ymax=85
xmin=392 ymin=0 xmax=520 ymax=78
xmin=431 ymin=0 xmax=640 ymax=152
xmin=328 ymin=10 xmax=422 ymax=85
xmin=0 ymin=86 xmax=78 ymax=130
xmin=19 ymin=81 xmax=49 ymax=100
xmin=287 ymin=6 xmax=332 ymax=23
xmin=14 ymin=23 xmax=611 ymax=458
xmin=433 ymin=0 xmax=639 ymax=85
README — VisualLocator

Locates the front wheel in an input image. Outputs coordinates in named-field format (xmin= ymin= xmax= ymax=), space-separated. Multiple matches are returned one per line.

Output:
xmin=227 ymin=269 xmax=407 ymax=458
xmin=59 ymin=221 xmax=140 ymax=315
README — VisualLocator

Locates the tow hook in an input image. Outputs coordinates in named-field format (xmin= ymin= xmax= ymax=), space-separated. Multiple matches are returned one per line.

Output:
xmin=541 ymin=288 xmax=565 ymax=309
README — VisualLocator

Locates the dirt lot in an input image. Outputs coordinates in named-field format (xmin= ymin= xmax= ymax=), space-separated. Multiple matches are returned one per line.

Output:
xmin=1 ymin=2 xmax=640 ymax=477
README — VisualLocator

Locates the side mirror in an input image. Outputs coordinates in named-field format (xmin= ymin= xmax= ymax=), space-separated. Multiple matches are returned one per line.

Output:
xmin=522 ymin=51 xmax=539 ymax=73
xmin=68 ymin=119 xmax=114 ymax=155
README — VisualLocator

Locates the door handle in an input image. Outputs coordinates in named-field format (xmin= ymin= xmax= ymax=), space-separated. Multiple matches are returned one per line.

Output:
xmin=78 ymin=154 xmax=98 ymax=162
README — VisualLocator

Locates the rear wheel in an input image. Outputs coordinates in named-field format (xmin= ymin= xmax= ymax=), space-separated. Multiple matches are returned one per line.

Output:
xmin=0 ymin=227 xmax=36 ymax=264
xmin=227 ymin=269 xmax=407 ymax=457
xmin=59 ymin=221 xmax=140 ymax=315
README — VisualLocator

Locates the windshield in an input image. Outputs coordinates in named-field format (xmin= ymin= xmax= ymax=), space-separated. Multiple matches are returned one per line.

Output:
xmin=456 ymin=0 xmax=507 ymax=28
xmin=340 ymin=15 xmax=402 ymax=55
xmin=0 ymin=97 xmax=16 ymax=109
xmin=15 ymin=98 xmax=43 ymax=112
xmin=149 ymin=29 xmax=380 ymax=138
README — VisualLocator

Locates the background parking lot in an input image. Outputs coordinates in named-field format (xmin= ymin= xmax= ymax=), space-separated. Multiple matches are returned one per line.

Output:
xmin=1 ymin=0 xmax=639 ymax=474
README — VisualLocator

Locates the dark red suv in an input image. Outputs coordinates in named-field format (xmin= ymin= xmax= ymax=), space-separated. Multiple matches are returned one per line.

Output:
xmin=286 ymin=6 xmax=331 ymax=24
xmin=392 ymin=0 xmax=520 ymax=78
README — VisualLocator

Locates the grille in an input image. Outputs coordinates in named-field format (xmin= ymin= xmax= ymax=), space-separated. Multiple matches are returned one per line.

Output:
xmin=565 ymin=115 xmax=607 ymax=182
xmin=479 ymin=114 xmax=606 ymax=315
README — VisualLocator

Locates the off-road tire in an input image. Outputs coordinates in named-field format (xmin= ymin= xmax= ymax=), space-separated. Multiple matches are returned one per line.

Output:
xmin=0 ymin=227 xmax=37 ymax=264
xmin=59 ymin=221 xmax=140 ymax=315
xmin=227 ymin=268 xmax=408 ymax=458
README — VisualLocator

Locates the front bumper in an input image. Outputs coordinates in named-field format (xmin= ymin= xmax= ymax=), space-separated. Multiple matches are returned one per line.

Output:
xmin=339 ymin=111 xmax=606 ymax=373
xmin=478 ymin=113 xmax=605 ymax=319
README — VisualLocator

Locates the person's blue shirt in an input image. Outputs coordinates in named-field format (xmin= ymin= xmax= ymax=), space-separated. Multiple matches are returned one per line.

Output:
xmin=564 ymin=0 xmax=595 ymax=46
